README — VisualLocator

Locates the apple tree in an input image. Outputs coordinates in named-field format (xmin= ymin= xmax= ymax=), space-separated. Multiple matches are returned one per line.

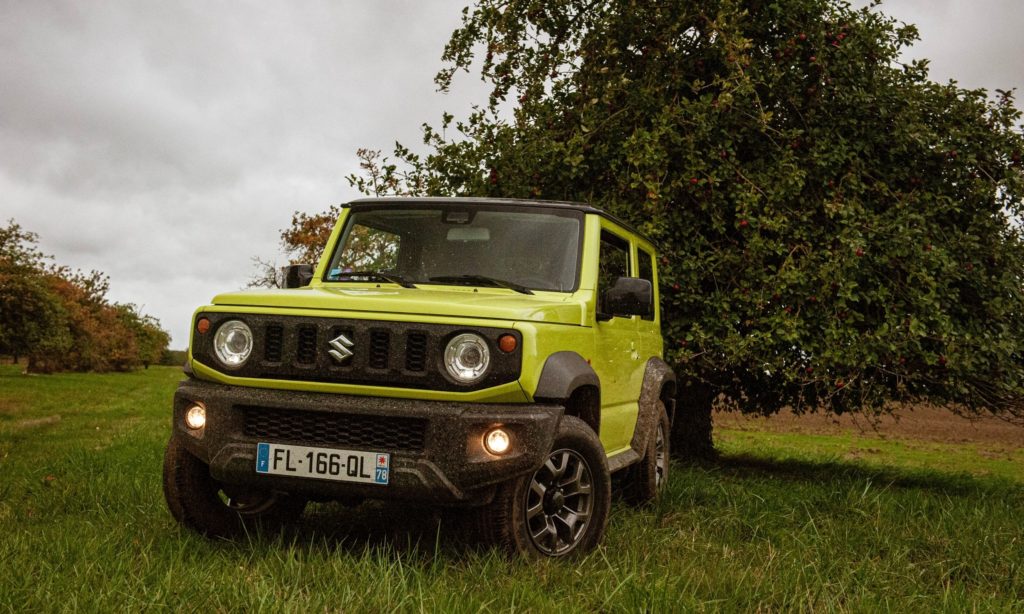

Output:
xmin=294 ymin=0 xmax=1024 ymax=456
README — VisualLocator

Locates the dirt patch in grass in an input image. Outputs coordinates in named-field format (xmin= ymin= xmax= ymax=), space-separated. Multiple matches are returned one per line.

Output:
xmin=715 ymin=404 xmax=1024 ymax=448
xmin=13 ymin=415 xmax=61 ymax=429
xmin=0 ymin=399 xmax=26 ymax=417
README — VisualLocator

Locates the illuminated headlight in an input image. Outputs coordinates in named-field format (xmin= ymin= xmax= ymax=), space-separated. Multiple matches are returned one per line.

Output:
xmin=185 ymin=404 xmax=206 ymax=430
xmin=484 ymin=428 xmax=511 ymax=455
xmin=213 ymin=320 xmax=253 ymax=367
xmin=444 ymin=333 xmax=491 ymax=383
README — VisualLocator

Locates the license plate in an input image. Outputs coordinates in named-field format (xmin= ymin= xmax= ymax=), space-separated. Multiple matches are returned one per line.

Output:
xmin=255 ymin=442 xmax=390 ymax=485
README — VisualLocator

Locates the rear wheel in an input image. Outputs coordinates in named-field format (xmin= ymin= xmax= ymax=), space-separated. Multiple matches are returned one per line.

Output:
xmin=162 ymin=437 xmax=306 ymax=538
xmin=473 ymin=416 xmax=611 ymax=557
xmin=628 ymin=401 xmax=671 ymax=505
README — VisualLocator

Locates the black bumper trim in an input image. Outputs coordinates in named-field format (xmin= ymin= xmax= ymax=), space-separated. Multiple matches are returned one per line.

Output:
xmin=170 ymin=380 xmax=563 ymax=505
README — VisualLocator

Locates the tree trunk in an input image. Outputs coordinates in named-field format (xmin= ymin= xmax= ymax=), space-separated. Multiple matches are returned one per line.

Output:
xmin=671 ymin=380 xmax=716 ymax=460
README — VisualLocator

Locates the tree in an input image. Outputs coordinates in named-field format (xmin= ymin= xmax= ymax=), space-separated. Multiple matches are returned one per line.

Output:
xmin=0 ymin=221 xmax=69 ymax=364
xmin=1 ymin=219 xmax=171 ymax=373
xmin=115 ymin=304 xmax=171 ymax=368
xmin=290 ymin=0 xmax=1024 ymax=456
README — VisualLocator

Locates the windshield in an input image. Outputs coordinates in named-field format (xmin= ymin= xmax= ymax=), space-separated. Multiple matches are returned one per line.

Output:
xmin=324 ymin=205 xmax=583 ymax=292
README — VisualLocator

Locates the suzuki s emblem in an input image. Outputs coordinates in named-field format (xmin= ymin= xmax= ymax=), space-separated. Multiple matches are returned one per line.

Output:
xmin=328 ymin=333 xmax=355 ymax=364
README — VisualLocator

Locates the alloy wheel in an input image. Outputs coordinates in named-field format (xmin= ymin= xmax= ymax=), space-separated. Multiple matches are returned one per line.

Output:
xmin=524 ymin=448 xmax=595 ymax=556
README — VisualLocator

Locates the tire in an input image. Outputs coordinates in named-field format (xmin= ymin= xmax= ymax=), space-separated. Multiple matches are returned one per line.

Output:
xmin=627 ymin=401 xmax=671 ymax=505
xmin=162 ymin=437 xmax=306 ymax=538
xmin=473 ymin=415 xmax=611 ymax=558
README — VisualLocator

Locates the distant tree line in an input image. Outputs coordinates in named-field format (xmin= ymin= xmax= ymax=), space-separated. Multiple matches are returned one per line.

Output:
xmin=0 ymin=220 xmax=171 ymax=373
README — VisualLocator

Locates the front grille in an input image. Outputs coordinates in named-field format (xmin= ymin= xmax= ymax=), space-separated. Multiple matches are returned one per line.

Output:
xmin=242 ymin=406 xmax=427 ymax=451
xmin=193 ymin=313 xmax=522 ymax=392
xmin=296 ymin=326 xmax=317 ymax=364
xmin=264 ymin=325 xmax=283 ymax=362
xmin=405 ymin=332 xmax=427 ymax=371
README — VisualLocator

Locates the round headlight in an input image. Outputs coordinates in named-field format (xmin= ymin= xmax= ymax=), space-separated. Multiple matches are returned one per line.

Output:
xmin=213 ymin=320 xmax=253 ymax=367
xmin=444 ymin=333 xmax=491 ymax=383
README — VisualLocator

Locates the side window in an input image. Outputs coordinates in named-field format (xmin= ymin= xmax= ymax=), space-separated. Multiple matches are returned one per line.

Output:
xmin=637 ymin=248 xmax=655 ymax=320
xmin=333 ymin=224 xmax=401 ymax=275
xmin=598 ymin=230 xmax=630 ymax=313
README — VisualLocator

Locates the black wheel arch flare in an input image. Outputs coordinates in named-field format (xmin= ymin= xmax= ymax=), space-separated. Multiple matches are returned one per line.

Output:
xmin=533 ymin=352 xmax=676 ymax=474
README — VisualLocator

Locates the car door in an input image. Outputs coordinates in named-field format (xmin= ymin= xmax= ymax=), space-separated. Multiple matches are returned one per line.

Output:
xmin=591 ymin=225 xmax=641 ymax=454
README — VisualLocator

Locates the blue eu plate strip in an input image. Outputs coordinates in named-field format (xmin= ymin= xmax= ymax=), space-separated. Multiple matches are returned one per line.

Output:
xmin=256 ymin=442 xmax=270 ymax=473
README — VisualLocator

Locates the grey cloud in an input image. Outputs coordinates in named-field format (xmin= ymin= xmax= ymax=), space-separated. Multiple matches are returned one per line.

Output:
xmin=874 ymin=0 xmax=1024 ymax=96
xmin=1 ymin=1 xmax=1018 ymax=347
xmin=1 ymin=0 xmax=484 ymax=346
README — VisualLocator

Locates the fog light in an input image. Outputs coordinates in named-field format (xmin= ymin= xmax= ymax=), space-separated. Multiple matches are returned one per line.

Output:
xmin=185 ymin=404 xmax=206 ymax=430
xmin=484 ymin=428 xmax=511 ymax=455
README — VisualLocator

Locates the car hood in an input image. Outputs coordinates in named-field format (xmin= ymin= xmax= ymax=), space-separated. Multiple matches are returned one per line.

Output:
xmin=210 ymin=285 xmax=587 ymax=325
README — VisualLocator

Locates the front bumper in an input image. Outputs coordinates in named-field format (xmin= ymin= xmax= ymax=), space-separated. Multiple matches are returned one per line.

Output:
xmin=170 ymin=380 xmax=563 ymax=505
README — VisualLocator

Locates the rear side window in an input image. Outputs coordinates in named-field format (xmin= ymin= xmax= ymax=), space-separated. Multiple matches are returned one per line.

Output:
xmin=638 ymin=248 xmax=655 ymax=320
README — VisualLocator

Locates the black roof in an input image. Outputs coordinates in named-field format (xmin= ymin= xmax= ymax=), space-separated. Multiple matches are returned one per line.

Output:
xmin=345 ymin=197 xmax=655 ymax=246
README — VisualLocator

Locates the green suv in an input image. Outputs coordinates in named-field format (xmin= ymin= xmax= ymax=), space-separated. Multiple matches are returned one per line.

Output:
xmin=163 ymin=197 xmax=676 ymax=557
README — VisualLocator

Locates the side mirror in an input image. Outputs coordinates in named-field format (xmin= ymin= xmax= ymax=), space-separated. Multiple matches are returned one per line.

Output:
xmin=282 ymin=264 xmax=315 ymax=289
xmin=602 ymin=277 xmax=652 ymax=318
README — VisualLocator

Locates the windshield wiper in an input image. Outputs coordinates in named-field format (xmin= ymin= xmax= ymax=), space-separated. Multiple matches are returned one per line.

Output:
xmin=332 ymin=271 xmax=417 ymax=288
xmin=428 ymin=275 xmax=534 ymax=295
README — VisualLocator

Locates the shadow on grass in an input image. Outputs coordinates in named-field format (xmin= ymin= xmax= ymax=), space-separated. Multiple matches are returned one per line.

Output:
xmin=248 ymin=499 xmax=483 ymax=559
xmin=217 ymin=453 xmax=1022 ymax=556
xmin=233 ymin=483 xmax=643 ymax=557
xmin=694 ymin=451 xmax=1022 ymax=497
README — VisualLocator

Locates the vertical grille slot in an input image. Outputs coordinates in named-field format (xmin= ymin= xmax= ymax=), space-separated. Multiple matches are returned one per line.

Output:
xmin=369 ymin=330 xmax=390 ymax=369
xmin=405 ymin=332 xmax=428 ymax=372
xmin=296 ymin=326 xmax=318 ymax=365
xmin=264 ymin=325 xmax=283 ymax=362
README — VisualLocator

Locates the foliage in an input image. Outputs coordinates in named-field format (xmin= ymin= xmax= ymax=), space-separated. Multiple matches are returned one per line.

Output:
xmin=160 ymin=348 xmax=188 ymax=366
xmin=117 ymin=304 xmax=172 ymax=368
xmin=281 ymin=206 xmax=344 ymax=265
xmin=0 ymin=219 xmax=170 ymax=373
xmin=344 ymin=148 xmax=426 ymax=201
xmin=0 ymin=221 xmax=70 ymax=363
xmin=291 ymin=0 xmax=1024 ymax=422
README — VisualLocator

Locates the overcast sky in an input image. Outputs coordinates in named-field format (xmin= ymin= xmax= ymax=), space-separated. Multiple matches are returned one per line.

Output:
xmin=2 ymin=1 xmax=1021 ymax=348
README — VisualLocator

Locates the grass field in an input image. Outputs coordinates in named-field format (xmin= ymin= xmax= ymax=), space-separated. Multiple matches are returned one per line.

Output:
xmin=1 ymin=365 xmax=1022 ymax=612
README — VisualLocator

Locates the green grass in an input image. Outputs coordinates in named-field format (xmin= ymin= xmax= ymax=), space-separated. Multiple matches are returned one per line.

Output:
xmin=1 ymin=365 xmax=1021 ymax=612
xmin=717 ymin=429 xmax=1024 ymax=483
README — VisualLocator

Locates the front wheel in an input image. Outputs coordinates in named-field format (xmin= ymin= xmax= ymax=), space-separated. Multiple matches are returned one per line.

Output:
xmin=473 ymin=415 xmax=611 ymax=557
xmin=162 ymin=437 xmax=306 ymax=538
